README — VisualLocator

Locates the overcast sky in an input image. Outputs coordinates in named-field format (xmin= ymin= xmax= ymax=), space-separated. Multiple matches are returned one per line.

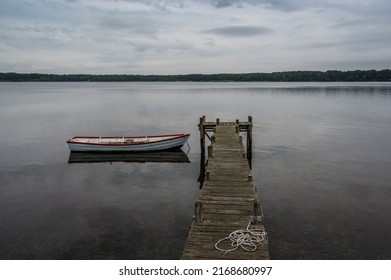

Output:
xmin=1 ymin=0 xmax=390 ymax=74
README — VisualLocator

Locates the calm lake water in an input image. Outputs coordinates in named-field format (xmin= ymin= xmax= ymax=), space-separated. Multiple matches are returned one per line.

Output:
xmin=1 ymin=82 xmax=391 ymax=260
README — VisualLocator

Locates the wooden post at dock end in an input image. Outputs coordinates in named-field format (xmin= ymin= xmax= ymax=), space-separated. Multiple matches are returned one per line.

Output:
xmin=198 ymin=116 xmax=206 ymax=187
xmin=194 ymin=201 xmax=203 ymax=223
xmin=200 ymin=116 xmax=206 ymax=152
xmin=253 ymin=199 xmax=262 ymax=224
xmin=247 ymin=115 xmax=253 ymax=169
xmin=208 ymin=145 xmax=213 ymax=158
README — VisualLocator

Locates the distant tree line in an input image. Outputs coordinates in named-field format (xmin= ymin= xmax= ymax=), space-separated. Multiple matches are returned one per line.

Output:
xmin=1 ymin=69 xmax=390 ymax=82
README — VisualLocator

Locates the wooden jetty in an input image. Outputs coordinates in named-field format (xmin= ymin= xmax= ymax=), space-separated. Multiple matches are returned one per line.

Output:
xmin=182 ymin=116 xmax=269 ymax=260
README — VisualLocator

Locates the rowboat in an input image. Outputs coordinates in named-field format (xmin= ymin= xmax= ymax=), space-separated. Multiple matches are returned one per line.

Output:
xmin=66 ymin=133 xmax=190 ymax=152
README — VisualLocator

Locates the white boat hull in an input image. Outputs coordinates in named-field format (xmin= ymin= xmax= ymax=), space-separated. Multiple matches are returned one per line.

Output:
xmin=67 ymin=133 xmax=190 ymax=152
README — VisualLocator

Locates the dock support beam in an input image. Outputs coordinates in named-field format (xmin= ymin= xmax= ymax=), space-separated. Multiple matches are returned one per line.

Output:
xmin=198 ymin=116 xmax=206 ymax=187
xmin=247 ymin=115 xmax=253 ymax=169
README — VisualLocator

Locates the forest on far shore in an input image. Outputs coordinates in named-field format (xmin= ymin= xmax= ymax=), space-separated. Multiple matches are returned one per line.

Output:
xmin=1 ymin=69 xmax=390 ymax=82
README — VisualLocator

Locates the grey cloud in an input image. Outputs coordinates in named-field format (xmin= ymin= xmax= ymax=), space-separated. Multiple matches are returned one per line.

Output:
xmin=1 ymin=24 xmax=77 ymax=51
xmin=208 ymin=0 xmax=391 ymax=13
xmin=203 ymin=26 xmax=273 ymax=37
xmin=98 ymin=16 xmax=156 ymax=35
xmin=119 ymin=0 xmax=185 ymax=11
xmin=209 ymin=0 xmax=304 ymax=11
xmin=211 ymin=0 xmax=237 ymax=8
xmin=344 ymin=30 xmax=391 ymax=52
xmin=2 ymin=0 xmax=391 ymax=74
xmin=329 ymin=19 xmax=369 ymax=29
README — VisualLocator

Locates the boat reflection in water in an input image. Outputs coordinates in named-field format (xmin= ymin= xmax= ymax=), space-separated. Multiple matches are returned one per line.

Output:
xmin=68 ymin=149 xmax=190 ymax=164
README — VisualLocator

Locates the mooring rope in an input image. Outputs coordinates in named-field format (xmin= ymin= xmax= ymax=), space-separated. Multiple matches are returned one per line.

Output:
xmin=215 ymin=217 xmax=267 ymax=255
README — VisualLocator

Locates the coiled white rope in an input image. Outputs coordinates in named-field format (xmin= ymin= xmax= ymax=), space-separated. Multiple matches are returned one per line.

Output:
xmin=215 ymin=217 xmax=267 ymax=255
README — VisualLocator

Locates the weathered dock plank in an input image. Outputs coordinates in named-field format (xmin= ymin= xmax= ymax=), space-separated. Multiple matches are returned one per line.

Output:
xmin=182 ymin=117 xmax=269 ymax=260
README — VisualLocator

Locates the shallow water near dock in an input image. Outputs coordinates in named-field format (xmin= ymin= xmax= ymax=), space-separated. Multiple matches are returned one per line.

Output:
xmin=1 ymin=82 xmax=391 ymax=259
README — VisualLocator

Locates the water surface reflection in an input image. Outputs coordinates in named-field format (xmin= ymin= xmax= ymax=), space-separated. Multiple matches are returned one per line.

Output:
xmin=1 ymin=82 xmax=391 ymax=259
